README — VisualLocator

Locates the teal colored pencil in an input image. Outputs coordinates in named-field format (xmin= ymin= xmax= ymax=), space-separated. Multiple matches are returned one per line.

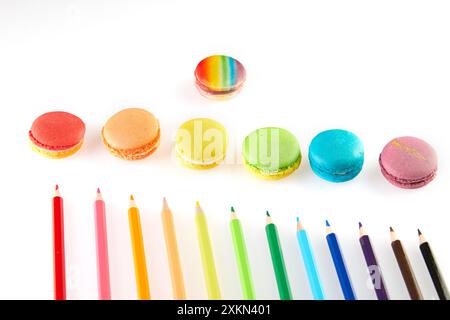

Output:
xmin=296 ymin=217 xmax=325 ymax=300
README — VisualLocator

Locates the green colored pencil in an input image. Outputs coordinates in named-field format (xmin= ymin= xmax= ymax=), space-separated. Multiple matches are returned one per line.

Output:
xmin=265 ymin=211 xmax=292 ymax=300
xmin=229 ymin=207 xmax=255 ymax=300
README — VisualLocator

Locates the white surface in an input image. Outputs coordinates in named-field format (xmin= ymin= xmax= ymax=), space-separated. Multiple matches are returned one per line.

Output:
xmin=0 ymin=0 xmax=449 ymax=300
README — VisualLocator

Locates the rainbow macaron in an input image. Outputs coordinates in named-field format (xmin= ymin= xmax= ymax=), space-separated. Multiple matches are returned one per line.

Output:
xmin=379 ymin=136 xmax=437 ymax=189
xmin=242 ymin=127 xmax=302 ymax=179
xmin=175 ymin=118 xmax=227 ymax=169
xmin=194 ymin=55 xmax=246 ymax=99
xmin=29 ymin=111 xmax=86 ymax=159
xmin=102 ymin=108 xmax=160 ymax=160
xmin=308 ymin=129 xmax=364 ymax=183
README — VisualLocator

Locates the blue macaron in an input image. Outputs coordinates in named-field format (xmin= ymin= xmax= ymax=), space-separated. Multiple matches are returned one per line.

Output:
xmin=308 ymin=129 xmax=364 ymax=183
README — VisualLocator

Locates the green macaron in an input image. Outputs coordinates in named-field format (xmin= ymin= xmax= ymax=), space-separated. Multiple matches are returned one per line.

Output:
xmin=242 ymin=127 xmax=302 ymax=179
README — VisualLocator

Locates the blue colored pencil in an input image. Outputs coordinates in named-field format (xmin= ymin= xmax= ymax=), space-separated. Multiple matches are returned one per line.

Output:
xmin=296 ymin=217 xmax=325 ymax=300
xmin=325 ymin=220 xmax=356 ymax=300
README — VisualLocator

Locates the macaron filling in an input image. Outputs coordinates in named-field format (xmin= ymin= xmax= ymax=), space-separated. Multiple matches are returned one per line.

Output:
xmin=244 ymin=153 xmax=302 ymax=178
xmin=379 ymin=156 xmax=436 ymax=188
xmin=101 ymin=127 xmax=160 ymax=160
xmin=195 ymin=81 xmax=241 ymax=95
xmin=29 ymin=130 xmax=80 ymax=151
xmin=309 ymin=158 xmax=363 ymax=182
xmin=176 ymin=146 xmax=225 ymax=166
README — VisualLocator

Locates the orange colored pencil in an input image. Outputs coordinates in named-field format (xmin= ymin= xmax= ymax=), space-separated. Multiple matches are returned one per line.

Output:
xmin=128 ymin=195 xmax=150 ymax=300
xmin=161 ymin=198 xmax=186 ymax=299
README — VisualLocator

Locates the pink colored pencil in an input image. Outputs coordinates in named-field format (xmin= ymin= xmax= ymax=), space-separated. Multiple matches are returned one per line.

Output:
xmin=94 ymin=188 xmax=111 ymax=300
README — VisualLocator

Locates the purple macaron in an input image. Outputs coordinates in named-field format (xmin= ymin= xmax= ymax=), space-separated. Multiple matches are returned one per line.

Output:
xmin=379 ymin=136 xmax=437 ymax=189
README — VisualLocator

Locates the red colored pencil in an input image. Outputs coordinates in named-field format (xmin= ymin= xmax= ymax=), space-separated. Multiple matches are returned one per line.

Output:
xmin=53 ymin=185 xmax=66 ymax=300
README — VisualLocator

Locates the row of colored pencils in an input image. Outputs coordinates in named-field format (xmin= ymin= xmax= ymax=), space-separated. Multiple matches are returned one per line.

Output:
xmin=52 ymin=186 xmax=448 ymax=300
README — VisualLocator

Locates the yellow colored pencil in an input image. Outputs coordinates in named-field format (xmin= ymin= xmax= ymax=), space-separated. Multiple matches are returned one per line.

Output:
xmin=128 ymin=195 xmax=150 ymax=300
xmin=195 ymin=201 xmax=221 ymax=299
xmin=162 ymin=198 xmax=186 ymax=300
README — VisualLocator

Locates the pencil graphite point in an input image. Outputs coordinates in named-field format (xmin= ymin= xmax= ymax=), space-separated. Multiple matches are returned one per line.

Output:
xmin=389 ymin=226 xmax=394 ymax=232
xmin=326 ymin=220 xmax=330 ymax=227
xmin=266 ymin=211 xmax=270 ymax=217
xmin=417 ymin=229 xmax=422 ymax=236
xmin=296 ymin=216 xmax=300 ymax=223
xmin=162 ymin=197 xmax=169 ymax=211
xmin=95 ymin=188 xmax=103 ymax=201
xmin=130 ymin=195 xmax=134 ymax=201
xmin=231 ymin=206 xmax=235 ymax=213
xmin=196 ymin=201 xmax=200 ymax=208
xmin=54 ymin=185 xmax=61 ymax=197
xmin=358 ymin=222 xmax=363 ymax=228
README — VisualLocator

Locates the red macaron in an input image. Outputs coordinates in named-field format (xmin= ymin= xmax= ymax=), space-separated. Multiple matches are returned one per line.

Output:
xmin=29 ymin=111 xmax=86 ymax=158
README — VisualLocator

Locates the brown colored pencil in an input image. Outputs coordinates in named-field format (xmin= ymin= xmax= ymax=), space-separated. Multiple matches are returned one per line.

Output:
xmin=390 ymin=227 xmax=423 ymax=300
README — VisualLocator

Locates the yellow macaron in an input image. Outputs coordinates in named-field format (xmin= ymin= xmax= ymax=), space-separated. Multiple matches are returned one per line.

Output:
xmin=175 ymin=118 xmax=227 ymax=169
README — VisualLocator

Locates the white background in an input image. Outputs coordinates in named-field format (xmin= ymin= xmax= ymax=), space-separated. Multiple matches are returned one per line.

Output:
xmin=0 ymin=0 xmax=449 ymax=300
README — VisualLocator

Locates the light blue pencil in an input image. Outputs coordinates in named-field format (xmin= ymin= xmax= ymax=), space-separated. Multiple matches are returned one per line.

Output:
xmin=296 ymin=217 xmax=325 ymax=300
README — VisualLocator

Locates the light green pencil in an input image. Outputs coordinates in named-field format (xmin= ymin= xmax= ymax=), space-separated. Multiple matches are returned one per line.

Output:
xmin=230 ymin=207 xmax=255 ymax=300
xmin=195 ymin=201 xmax=221 ymax=299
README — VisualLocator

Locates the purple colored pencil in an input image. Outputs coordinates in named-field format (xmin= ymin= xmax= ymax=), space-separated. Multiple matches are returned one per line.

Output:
xmin=359 ymin=223 xmax=389 ymax=300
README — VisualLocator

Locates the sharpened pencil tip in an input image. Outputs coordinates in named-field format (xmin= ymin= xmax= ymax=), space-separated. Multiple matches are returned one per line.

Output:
xmin=196 ymin=201 xmax=200 ymax=208
xmin=162 ymin=197 xmax=169 ymax=211
xmin=326 ymin=220 xmax=330 ymax=227
xmin=130 ymin=195 xmax=134 ymax=201
xmin=418 ymin=229 xmax=422 ymax=236
xmin=97 ymin=187 xmax=101 ymax=194
xmin=231 ymin=206 xmax=235 ymax=213
xmin=389 ymin=226 xmax=394 ymax=232
xmin=266 ymin=211 xmax=270 ymax=217
xmin=358 ymin=222 xmax=363 ymax=228
xmin=55 ymin=184 xmax=59 ymax=191
xmin=296 ymin=216 xmax=299 ymax=223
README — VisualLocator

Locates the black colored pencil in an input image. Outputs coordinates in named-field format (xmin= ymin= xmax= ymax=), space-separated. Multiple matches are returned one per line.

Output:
xmin=418 ymin=229 xmax=449 ymax=300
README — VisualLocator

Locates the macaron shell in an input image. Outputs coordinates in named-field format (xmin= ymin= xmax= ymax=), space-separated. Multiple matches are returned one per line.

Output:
xmin=175 ymin=118 xmax=227 ymax=168
xmin=308 ymin=129 xmax=364 ymax=183
xmin=195 ymin=55 xmax=246 ymax=92
xmin=242 ymin=127 xmax=302 ymax=178
xmin=103 ymin=108 xmax=159 ymax=149
xmin=29 ymin=111 xmax=86 ymax=150
xmin=379 ymin=136 xmax=437 ymax=189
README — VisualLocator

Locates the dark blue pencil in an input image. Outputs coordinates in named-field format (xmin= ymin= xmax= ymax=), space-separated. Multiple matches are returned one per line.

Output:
xmin=325 ymin=220 xmax=356 ymax=300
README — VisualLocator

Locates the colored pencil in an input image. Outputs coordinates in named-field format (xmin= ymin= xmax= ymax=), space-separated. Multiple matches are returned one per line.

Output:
xmin=161 ymin=198 xmax=186 ymax=300
xmin=52 ymin=185 xmax=66 ymax=300
xmin=418 ymin=229 xmax=449 ymax=300
xmin=296 ymin=217 xmax=325 ymax=300
xmin=128 ymin=195 xmax=150 ymax=300
xmin=358 ymin=222 xmax=389 ymax=300
xmin=229 ymin=207 xmax=255 ymax=300
xmin=265 ymin=211 xmax=292 ymax=300
xmin=94 ymin=188 xmax=111 ymax=300
xmin=390 ymin=227 xmax=422 ymax=300
xmin=195 ymin=201 xmax=221 ymax=299
xmin=325 ymin=220 xmax=356 ymax=300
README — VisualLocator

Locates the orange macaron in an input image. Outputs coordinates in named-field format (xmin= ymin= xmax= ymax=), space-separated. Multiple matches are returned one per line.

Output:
xmin=101 ymin=108 xmax=160 ymax=160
